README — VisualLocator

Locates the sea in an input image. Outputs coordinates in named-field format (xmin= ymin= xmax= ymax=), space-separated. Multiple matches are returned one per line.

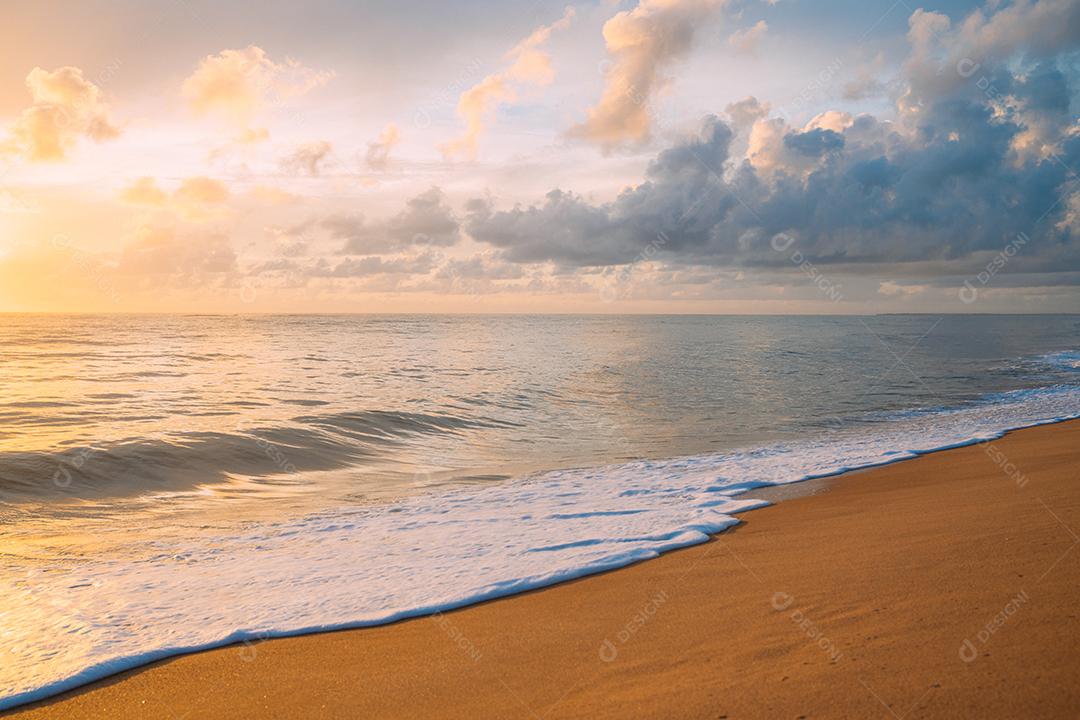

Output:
xmin=1 ymin=314 xmax=1078 ymax=709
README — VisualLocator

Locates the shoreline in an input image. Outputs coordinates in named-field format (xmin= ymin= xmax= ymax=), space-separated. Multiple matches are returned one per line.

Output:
xmin=7 ymin=417 xmax=1080 ymax=718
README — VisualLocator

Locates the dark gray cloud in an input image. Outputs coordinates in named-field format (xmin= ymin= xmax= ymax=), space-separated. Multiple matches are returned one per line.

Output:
xmin=313 ymin=253 xmax=438 ymax=277
xmin=436 ymin=255 xmax=525 ymax=280
xmin=465 ymin=6 xmax=1080 ymax=282
xmin=326 ymin=187 xmax=461 ymax=254
xmin=783 ymin=128 xmax=844 ymax=157
xmin=466 ymin=117 xmax=742 ymax=266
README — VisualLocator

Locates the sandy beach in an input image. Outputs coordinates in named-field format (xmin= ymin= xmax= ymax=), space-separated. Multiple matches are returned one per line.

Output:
xmin=8 ymin=419 xmax=1080 ymax=719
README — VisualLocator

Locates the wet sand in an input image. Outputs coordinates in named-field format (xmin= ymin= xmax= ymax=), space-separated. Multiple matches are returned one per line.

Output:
xmin=8 ymin=420 xmax=1080 ymax=719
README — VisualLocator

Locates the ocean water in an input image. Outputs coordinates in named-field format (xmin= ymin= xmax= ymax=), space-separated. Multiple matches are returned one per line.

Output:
xmin=1 ymin=314 xmax=1078 ymax=709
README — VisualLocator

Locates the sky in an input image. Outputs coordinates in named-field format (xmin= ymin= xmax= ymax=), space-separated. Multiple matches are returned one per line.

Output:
xmin=0 ymin=0 xmax=1078 ymax=313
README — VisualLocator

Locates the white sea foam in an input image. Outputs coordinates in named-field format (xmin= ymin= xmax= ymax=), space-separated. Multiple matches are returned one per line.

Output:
xmin=1041 ymin=350 xmax=1080 ymax=371
xmin=1 ymin=385 xmax=1079 ymax=710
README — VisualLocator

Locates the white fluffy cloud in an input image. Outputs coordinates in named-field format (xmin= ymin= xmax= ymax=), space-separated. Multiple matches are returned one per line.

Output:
xmin=181 ymin=46 xmax=333 ymax=141
xmin=1 ymin=67 xmax=120 ymax=161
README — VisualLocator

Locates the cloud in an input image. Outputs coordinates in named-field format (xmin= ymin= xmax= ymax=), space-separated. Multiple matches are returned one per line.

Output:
xmin=783 ymin=127 xmax=844 ymax=156
xmin=439 ymin=77 xmax=514 ymax=160
xmin=1008 ymin=60 xmax=1075 ymax=161
xmin=472 ymin=100 xmax=1079 ymax=275
xmin=250 ymin=249 xmax=441 ymax=281
xmin=725 ymin=96 xmax=769 ymax=132
xmin=120 ymin=177 xmax=169 ymax=206
xmin=181 ymin=46 xmax=332 ymax=140
xmin=803 ymin=110 xmax=854 ymax=133
xmin=436 ymin=254 xmax=525 ymax=281
xmin=120 ymin=176 xmax=231 ymax=221
xmin=281 ymin=141 xmax=334 ymax=176
xmin=465 ymin=0 xmax=1080 ymax=287
xmin=1 ymin=67 xmax=120 ymax=162
xmin=249 ymin=185 xmax=302 ymax=205
xmin=466 ymin=118 xmax=736 ymax=266
xmin=899 ymin=0 xmax=1080 ymax=122
xmin=323 ymin=187 xmax=461 ymax=254
xmin=878 ymin=280 xmax=925 ymax=297
xmin=118 ymin=226 xmax=237 ymax=276
xmin=264 ymin=225 xmax=309 ymax=257
xmin=440 ymin=8 xmax=575 ymax=159
xmin=174 ymin=177 xmax=229 ymax=205
xmin=728 ymin=20 xmax=768 ymax=54
xmin=745 ymin=115 xmax=787 ymax=174
xmin=365 ymin=123 xmax=401 ymax=170
xmin=843 ymin=51 xmax=887 ymax=100
xmin=503 ymin=7 xmax=577 ymax=85
xmin=570 ymin=0 xmax=724 ymax=150
xmin=308 ymin=252 xmax=439 ymax=278
xmin=236 ymin=127 xmax=271 ymax=144
xmin=173 ymin=177 xmax=231 ymax=221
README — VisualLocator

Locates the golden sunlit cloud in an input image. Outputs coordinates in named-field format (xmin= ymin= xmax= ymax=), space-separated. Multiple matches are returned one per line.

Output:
xmin=745 ymin=115 xmax=788 ymax=174
xmin=742 ymin=108 xmax=853 ymax=179
xmin=235 ymin=127 xmax=271 ymax=144
xmin=803 ymin=110 xmax=853 ymax=133
xmin=365 ymin=123 xmax=401 ymax=170
xmin=181 ymin=46 xmax=333 ymax=142
xmin=439 ymin=76 xmax=514 ymax=160
xmin=571 ymin=0 xmax=723 ymax=150
xmin=503 ymin=8 xmax=576 ymax=85
xmin=174 ymin=177 xmax=229 ymax=203
xmin=120 ymin=176 xmax=231 ymax=221
xmin=0 ymin=67 xmax=119 ymax=162
xmin=120 ymin=177 xmax=169 ymax=206
xmin=173 ymin=177 xmax=231 ymax=221
xmin=727 ymin=19 xmax=768 ymax=55
xmin=440 ymin=7 xmax=575 ymax=160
